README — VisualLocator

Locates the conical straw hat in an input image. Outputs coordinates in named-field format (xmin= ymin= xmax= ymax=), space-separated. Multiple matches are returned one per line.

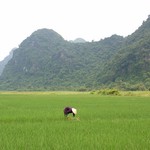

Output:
xmin=72 ymin=108 xmax=77 ymax=114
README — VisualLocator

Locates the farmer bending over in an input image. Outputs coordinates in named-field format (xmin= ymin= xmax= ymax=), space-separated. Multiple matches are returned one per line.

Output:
xmin=64 ymin=107 xmax=77 ymax=117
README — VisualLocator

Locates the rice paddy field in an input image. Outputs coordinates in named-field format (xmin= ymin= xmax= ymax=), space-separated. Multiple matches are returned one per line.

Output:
xmin=0 ymin=91 xmax=150 ymax=150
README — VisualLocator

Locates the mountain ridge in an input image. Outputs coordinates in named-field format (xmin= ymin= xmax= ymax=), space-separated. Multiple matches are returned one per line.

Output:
xmin=0 ymin=16 xmax=150 ymax=91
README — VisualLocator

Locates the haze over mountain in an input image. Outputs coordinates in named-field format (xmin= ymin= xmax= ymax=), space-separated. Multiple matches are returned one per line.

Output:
xmin=70 ymin=38 xmax=87 ymax=43
xmin=0 ymin=16 xmax=150 ymax=91
xmin=0 ymin=49 xmax=15 ymax=75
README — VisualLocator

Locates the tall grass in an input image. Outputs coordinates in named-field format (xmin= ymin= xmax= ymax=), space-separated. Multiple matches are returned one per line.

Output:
xmin=0 ymin=93 xmax=150 ymax=149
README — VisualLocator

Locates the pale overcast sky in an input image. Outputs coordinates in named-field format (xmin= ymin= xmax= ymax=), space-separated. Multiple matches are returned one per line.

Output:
xmin=0 ymin=0 xmax=150 ymax=61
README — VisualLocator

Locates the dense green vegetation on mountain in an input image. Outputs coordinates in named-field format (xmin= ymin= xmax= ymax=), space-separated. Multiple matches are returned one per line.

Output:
xmin=0 ymin=16 xmax=150 ymax=91
xmin=98 ymin=16 xmax=150 ymax=90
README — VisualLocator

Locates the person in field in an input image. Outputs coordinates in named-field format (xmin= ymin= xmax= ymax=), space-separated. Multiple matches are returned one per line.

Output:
xmin=64 ymin=107 xmax=77 ymax=117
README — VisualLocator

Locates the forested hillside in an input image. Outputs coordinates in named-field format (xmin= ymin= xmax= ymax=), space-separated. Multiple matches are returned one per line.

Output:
xmin=0 ymin=16 xmax=150 ymax=91
xmin=98 ymin=16 xmax=150 ymax=90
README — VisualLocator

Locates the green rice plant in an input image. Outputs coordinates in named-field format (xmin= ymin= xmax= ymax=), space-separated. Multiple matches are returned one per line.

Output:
xmin=0 ymin=93 xmax=150 ymax=149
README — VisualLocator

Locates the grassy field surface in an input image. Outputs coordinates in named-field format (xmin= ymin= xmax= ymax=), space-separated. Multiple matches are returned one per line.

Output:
xmin=0 ymin=92 xmax=150 ymax=149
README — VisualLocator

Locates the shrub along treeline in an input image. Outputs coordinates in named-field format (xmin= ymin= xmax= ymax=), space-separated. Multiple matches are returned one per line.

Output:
xmin=0 ymin=16 xmax=150 ymax=91
xmin=91 ymin=89 xmax=150 ymax=96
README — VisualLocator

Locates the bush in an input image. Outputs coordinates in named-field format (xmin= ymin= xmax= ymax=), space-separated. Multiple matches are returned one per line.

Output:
xmin=97 ymin=89 xmax=120 ymax=96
